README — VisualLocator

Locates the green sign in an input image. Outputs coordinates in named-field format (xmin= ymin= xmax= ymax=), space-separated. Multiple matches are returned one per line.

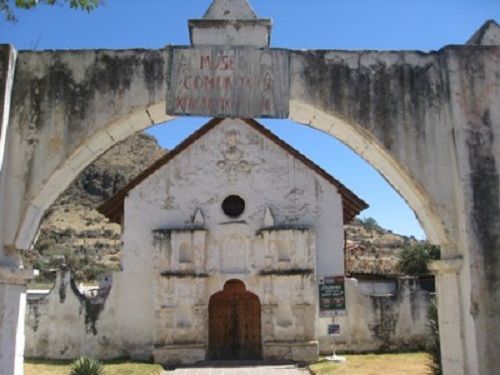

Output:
xmin=319 ymin=276 xmax=346 ymax=317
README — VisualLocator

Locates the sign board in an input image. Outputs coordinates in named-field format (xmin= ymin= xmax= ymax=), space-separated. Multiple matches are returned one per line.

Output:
xmin=319 ymin=276 xmax=346 ymax=317
xmin=328 ymin=324 xmax=341 ymax=335
xmin=166 ymin=46 xmax=290 ymax=119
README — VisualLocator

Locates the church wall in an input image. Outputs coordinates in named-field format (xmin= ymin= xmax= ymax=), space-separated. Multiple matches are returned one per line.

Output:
xmin=24 ymin=273 xmax=431 ymax=360
xmin=117 ymin=119 xmax=345 ymax=362
xmin=123 ymin=119 xmax=344 ymax=270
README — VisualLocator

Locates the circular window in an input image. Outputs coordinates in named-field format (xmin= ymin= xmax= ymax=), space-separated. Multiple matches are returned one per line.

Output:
xmin=222 ymin=195 xmax=245 ymax=218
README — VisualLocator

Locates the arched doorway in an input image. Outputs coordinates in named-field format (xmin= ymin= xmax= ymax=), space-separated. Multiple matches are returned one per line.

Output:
xmin=208 ymin=280 xmax=262 ymax=360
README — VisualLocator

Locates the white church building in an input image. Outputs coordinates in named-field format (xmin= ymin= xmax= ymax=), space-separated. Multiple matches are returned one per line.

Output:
xmin=97 ymin=117 xmax=367 ymax=363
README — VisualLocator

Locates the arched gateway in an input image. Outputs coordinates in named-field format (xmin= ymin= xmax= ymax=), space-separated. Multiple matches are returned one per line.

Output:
xmin=209 ymin=280 xmax=262 ymax=360
xmin=0 ymin=1 xmax=499 ymax=374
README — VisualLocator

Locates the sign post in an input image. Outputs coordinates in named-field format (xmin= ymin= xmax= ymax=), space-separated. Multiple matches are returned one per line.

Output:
xmin=319 ymin=275 xmax=346 ymax=317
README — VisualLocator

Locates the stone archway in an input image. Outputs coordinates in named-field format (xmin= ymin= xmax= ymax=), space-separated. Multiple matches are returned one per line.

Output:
xmin=0 ymin=2 xmax=499 ymax=374
xmin=208 ymin=280 xmax=262 ymax=360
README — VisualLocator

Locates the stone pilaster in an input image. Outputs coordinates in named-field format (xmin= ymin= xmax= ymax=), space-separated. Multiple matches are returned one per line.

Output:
xmin=429 ymin=257 xmax=465 ymax=375
xmin=0 ymin=267 xmax=35 ymax=375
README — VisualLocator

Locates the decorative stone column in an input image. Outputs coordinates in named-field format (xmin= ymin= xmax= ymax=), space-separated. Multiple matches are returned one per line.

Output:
xmin=0 ymin=267 xmax=35 ymax=375
xmin=429 ymin=257 xmax=465 ymax=375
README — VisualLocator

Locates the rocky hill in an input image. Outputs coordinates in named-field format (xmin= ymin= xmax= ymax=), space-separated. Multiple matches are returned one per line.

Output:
xmin=24 ymin=132 xmax=166 ymax=282
xmin=345 ymin=218 xmax=419 ymax=277
xmin=25 ymin=131 xmax=419 ymax=283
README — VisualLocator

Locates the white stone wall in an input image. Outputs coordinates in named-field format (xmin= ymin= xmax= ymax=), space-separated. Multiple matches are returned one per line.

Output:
xmin=150 ymin=227 xmax=317 ymax=363
xmin=317 ymin=278 xmax=431 ymax=354
xmin=25 ymin=272 xmax=124 ymax=360
xmin=24 ymin=273 xmax=431 ymax=360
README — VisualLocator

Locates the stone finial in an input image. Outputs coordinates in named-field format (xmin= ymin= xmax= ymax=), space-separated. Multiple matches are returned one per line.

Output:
xmin=203 ymin=0 xmax=257 ymax=20
xmin=466 ymin=20 xmax=500 ymax=46
xmin=193 ymin=209 xmax=205 ymax=226
xmin=189 ymin=0 xmax=272 ymax=47
xmin=264 ymin=207 xmax=275 ymax=227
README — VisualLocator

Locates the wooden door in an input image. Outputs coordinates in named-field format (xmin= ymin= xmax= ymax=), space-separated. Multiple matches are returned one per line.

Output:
xmin=209 ymin=280 xmax=262 ymax=360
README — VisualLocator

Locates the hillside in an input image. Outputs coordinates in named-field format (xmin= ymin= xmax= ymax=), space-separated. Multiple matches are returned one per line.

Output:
xmin=345 ymin=218 xmax=419 ymax=276
xmin=24 ymin=132 xmax=166 ymax=282
xmin=24 ymin=131 xmax=418 ymax=282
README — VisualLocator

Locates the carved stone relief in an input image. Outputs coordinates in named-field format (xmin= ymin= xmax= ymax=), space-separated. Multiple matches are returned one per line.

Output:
xmin=216 ymin=130 xmax=252 ymax=182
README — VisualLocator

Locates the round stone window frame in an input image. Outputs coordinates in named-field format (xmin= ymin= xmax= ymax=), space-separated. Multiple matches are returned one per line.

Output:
xmin=221 ymin=194 xmax=246 ymax=218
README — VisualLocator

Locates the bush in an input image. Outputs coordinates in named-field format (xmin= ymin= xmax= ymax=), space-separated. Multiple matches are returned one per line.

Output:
xmin=70 ymin=356 xmax=104 ymax=375
xmin=427 ymin=298 xmax=442 ymax=374
xmin=399 ymin=244 xmax=440 ymax=276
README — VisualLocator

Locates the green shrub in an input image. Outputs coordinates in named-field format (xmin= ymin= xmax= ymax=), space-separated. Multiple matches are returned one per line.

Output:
xmin=427 ymin=298 xmax=442 ymax=374
xmin=399 ymin=244 xmax=440 ymax=276
xmin=69 ymin=356 xmax=104 ymax=375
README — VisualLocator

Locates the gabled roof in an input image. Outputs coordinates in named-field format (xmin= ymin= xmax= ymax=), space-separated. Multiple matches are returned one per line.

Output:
xmin=97 ymin=118 xmax=368 ymax=224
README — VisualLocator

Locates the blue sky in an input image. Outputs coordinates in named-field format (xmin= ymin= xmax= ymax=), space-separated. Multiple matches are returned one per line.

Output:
xmin=1 ymin=0 xmax=499 ymax=240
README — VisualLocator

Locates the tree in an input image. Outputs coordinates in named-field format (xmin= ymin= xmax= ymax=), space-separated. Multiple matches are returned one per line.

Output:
xmin=360 ymin=216 xmax=380 ymax=232
xmin=398 ymin=243 xmax=440 ymax=276
xmin=1 ymin=0 xmax=101 ymax=21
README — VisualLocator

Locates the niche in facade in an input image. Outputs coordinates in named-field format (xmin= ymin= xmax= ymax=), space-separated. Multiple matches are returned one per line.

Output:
xmin=178 ymin=242 xmax=192 ymax=264
xmin=277 ymin=241 xmax=291 ymax=262
xmin=175 ymin=305 xmax=192 ymax=328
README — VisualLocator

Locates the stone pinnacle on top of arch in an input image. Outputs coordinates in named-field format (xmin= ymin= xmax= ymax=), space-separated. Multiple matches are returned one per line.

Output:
xmin=189 ymin=0 xmax=272 ymax=47
xmin=203 ymin=0 xmax=258 ymax=20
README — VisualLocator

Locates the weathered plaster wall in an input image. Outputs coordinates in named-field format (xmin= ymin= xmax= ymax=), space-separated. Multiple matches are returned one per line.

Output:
xmin=123 ymin=119 xmax=344 ymax=274
xmin=24 ymin=274 xmax=431 ymax=361
xmin=289 ymin=46 xmax=500 ymax=374
xmin=25 ymin=272 xmax=124 ymax=360
xmin=0 ymin=45 xmax=16 ymax=178
xmin=317 ymin=278 xmax=431 ymax=354
xmin=0 ymin=48 xmax=172 ymax=255
xmin=151 ymin=228 xmax=317 ymax=364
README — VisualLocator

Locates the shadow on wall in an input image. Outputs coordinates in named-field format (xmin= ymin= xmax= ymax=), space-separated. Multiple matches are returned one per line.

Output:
xmin=25 ymin=271 xmax=122 ymax=360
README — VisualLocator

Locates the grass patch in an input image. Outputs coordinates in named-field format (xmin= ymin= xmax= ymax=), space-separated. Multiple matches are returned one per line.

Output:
xmin=25 ymin=359 xmax=163 ymax=375
xmin=309 ymin=352 xmax=432 ymax=375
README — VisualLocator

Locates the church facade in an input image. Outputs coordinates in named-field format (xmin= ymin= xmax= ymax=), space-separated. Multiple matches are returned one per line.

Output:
xmin=97 ymin=118 xmax=367 ymax=363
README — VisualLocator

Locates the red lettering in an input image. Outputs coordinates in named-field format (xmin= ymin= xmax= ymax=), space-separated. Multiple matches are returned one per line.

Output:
xmin=183 ymin=77 xmax=192 ymax=90
xmin=261 ymin=98 xmax=271 ymax=112
xmin=223 ymin=76 xmax=232 ymax=90
xmin=175 ymin=97 xmax=187 ymax=112
xmin=188 ymin=97 xmax=198 ymax=109
xmin=263 ymin=72 xmax=274 ymax=91
xmin=200 ymin=54 xmax=236 ymax=71
xmin=193 ymin=76 xmax=204 ymax=90
xmin=200 ymin=55 xmax=211 ymax=70
xmin=222 ymin=98 xmax=232 ymax=111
